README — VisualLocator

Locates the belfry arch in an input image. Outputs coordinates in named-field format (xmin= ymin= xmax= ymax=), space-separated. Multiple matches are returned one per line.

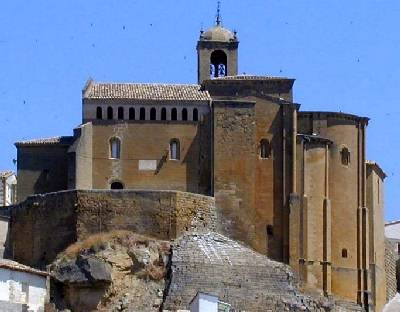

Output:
xmin=210 ymin=50 xmax=227 ymax=78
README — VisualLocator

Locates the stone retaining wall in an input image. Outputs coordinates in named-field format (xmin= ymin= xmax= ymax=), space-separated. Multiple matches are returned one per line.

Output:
xmin=6 ymin=190 xmax=215 ymax=268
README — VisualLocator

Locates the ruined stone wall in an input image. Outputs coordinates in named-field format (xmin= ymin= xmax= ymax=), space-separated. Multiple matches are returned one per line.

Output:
xmin=385 ymin=239 xmax=397 ymax=301
xmin=7 ymin=190 xmax=215 ymax=268
xmin=7 ymin=191 xmax=78 ymax=268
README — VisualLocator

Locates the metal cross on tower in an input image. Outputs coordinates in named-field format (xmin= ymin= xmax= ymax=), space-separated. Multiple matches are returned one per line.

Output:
xmin=216 ymin=1 xmax=222 ymax=26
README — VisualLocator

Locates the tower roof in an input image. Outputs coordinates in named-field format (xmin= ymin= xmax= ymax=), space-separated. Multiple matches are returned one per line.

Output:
xmin=200 ymin=25 xmax=237 ymax=42
xmin=199 ymin=1 xmax=237 ymax=43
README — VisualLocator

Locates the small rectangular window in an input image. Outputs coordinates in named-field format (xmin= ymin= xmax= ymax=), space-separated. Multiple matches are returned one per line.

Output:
xmin=110 ymin=138 xmax=121 ymax=159
xmin=341 ymin=147 xmax=350 ymax=166
xmin=260 ymin=139 xmax=271 ymax=159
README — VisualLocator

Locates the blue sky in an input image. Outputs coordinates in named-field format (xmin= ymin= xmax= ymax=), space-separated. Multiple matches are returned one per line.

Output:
xmin=0 ymin=0 xmax=398 ymax=220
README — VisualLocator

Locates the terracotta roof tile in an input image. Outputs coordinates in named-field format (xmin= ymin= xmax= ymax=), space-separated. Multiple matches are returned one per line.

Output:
xmin=84 ymin=82 xmax=211 ymax=101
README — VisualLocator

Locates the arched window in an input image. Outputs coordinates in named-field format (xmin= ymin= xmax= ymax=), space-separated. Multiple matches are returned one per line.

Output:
xmin=341 ymin=147 xmax=350 ymax=166
xmin=129 ymin=107 xmax=135 ymax=120
xmin=118 ymin=107 xmax=124 ymax=120
xmin=140 ymin=107 xmax=146 ymax=120
xmin=171 ymin=108 xmax=177 ymax=121
xmin=342 ymin=248 xmax=348 ymax=258
xmin=193 ymin=108 xmax=199 ymax=121
xmin=111 ymin=181 xmax=124 ymax=190
xmin=170 ymin=139 xmax=180 ymax=160
xmin=110 ymin=137 xmax=121 ymax=159
xmin=150 ymin=107 xmax=157 ymax=120
xmin=96 ymin=107 xmax=103 ymax=120
xmin=210 ymin=50 xmax=227 ymax=78
xmin=260 ymin=139 xmax=271 ymax=159
xmin=161 ymin=107 xmax=167 ymax=120
xmin=182 ymin=108 xmax=188 ymax=121
xmin=107 ymin=107 xmax=113 ymax=120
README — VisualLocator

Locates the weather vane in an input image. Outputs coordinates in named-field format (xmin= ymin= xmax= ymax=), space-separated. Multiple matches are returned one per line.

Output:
xmin=216 ymin=1 xmax=222 ymax=26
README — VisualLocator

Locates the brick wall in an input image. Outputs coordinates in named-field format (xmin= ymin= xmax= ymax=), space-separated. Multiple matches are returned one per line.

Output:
xmin=7 ymin=190 xmax=215 ymax=268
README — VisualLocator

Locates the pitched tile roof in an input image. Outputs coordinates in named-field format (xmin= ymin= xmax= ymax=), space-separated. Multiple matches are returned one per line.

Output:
xmin=15 ymin=136 xmax=74 ymax=147
xmin=83 ymin=81 xmax=211 ymax=101
xmin=0 ymin=259 xmax=49 ymax=276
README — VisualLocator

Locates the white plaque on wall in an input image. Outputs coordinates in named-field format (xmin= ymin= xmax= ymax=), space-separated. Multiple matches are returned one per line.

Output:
xmin=139 ymin=160 xmax=157 ymax=171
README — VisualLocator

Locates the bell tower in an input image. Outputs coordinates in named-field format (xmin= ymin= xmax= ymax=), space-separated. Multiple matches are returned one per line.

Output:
xmin=197 ymin=2 xmax=239 ymax=84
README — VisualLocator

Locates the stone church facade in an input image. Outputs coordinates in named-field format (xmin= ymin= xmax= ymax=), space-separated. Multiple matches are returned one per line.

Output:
xmin=14 ymin=18 xmax=387 ymax=311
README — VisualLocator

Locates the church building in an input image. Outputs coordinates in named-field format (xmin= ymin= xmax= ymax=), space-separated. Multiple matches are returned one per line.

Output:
xmin=14 ymin=11 xmax=387 ymax=311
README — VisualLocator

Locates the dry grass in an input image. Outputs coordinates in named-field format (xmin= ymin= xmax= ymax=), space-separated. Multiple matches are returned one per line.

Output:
xmin=137 ymin=263 xmax=166 ymax=281
xmin=60 ymin=230 xmax=154 ymax=260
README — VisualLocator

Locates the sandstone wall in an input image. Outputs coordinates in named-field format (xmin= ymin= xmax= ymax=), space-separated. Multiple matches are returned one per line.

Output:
xmin=204 ymin=78 xmax=296 ymax=262
xmin=367 ymin=162 xmax=387 ymax=311
xmin=212 ymin=100 xmax=257 ymax=250
xmin=69 ymin=123 xmax=93 ymax=190
xmin=298 ymin=112 xmax=369 ymax=305
xmin=7 ymin=190 xmax=215 ymax=268
xmin=87 ymin=121 xmax=211 ymax=195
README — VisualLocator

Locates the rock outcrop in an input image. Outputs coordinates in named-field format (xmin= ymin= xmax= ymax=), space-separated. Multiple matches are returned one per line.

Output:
xmin=50 ymin=231 xmax=170 ymax=312
xmin=50 ymin=231 xmax=364 ymax=312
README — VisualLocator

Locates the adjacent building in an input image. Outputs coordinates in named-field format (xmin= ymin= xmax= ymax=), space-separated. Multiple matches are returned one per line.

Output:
xmin=13 ymin=15 xmax=387 ymax=311
xmin=0 ymin=171 xmax=17 ymax=206
xmin=0 ymin=259 xmax=48 ymax=312
xmin=385 ymin=221 xmax=400 ymax=259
